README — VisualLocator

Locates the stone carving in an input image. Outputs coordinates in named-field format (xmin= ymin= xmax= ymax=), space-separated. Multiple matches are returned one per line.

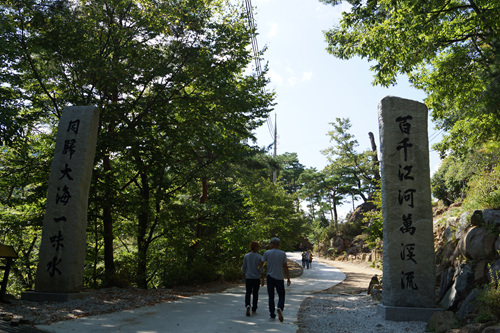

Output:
xmin=34 ymin=106 xmax=99 ymax=293
xmin=378 ymin=96 xmax=435 ymax=309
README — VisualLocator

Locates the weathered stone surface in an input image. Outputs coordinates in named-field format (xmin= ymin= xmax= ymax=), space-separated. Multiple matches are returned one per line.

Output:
xmin=458 ymin=226 xmax=497 ymax=260
xmin=440 ymin=264 xmax=474 ymax=310
xmin=455 ymin=264 xmax=475 ymax=299
xmin=458 ymin=322 xmax=496 ymax=333
xmin=456 ymin=288 xmax=479 ymax=323
xmin=455 ymin=212 xmax=470 ymax=241
xmin=436 ymin=241 xmax=457 ymax=276
xmin=483 ymin=325 xmax=500 ymax=333
xmin=35 ymin=106 xmax=99 ymax=293
xmin=378 ymin=96 xmax=435 ymax=308
xmin=330 ymin=236 xmax=345 ymax=254
xmin=438 ymin=266 xmax=455 ymax=303
xmin=444 ymin=226 xmax=455 ymax=243
xmin=426 ymin=311 xmax=460 ymax=333
xmin=482 ymin=209 xmax=500 ymax=226
xmin=474 ymin=260 xmax=490 ymax=284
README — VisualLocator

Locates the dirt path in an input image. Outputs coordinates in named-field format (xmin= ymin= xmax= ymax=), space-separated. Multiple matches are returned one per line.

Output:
xmin=315 ymin=258 xmax=382 ymax=294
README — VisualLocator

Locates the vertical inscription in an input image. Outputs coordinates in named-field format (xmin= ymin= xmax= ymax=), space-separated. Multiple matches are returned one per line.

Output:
xmin=379 ymin=96 xmax=435 ymax=308
xmin=35 ymin=107 xmax=99 ymax=293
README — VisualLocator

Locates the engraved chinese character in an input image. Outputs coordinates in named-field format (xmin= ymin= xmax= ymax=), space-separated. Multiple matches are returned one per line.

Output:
xmin=401 ymin=270 xmax=418 ymax=290
xmin=67 ymin=119 xmax=80 ymax=135
xmin=397 ymin=138 xmax=413 ymax=162
xmin=400 ymin=243 xmax=417 ymax=264
xmin=400 ymin=214 xmax=416 ymax=235
xmin=46 ymin=256 xmax=62 ymax=277
xmin=49 ymin=230 xmax=64 ymax=252
xmin=398 ymin=189 xmax=416 ymax=208
xmin=62 ymin=139 xmax=77 ymax=159
xmin=398 ymin=165 xmax=414 ymax=181
xmin=396 ymin=115 xmax=413 ymax=134
xmin=53 ymin=216 xmax=67 ymax=223
xmin=56 ymin=185 xmax=71 ymax=205
xmin=59 ymin=163 xmax=74 ymax=181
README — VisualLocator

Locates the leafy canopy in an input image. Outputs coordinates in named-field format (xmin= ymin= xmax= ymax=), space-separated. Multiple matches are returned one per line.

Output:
xmin=321 ymin=0 xmax=500 ymax=158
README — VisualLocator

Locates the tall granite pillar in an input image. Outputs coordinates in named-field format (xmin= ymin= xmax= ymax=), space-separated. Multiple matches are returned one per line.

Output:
xmin=26 ymin=106 xmax=99 ymax=300
xmin=377 ymin=96 xmax=439 ymax=321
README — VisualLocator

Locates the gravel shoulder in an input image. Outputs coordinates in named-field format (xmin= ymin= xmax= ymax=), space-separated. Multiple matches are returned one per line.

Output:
xmin=297 ymin=258 xmax=428 ymax=333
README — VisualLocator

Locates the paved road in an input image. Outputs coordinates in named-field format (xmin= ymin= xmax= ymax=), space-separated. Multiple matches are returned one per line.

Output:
xmin=37 ymin=252 xmax=345 ymax=333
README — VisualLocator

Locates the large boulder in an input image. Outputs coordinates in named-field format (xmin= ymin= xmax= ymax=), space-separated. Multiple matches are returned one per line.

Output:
xmin=457 ymin=322 xmax=498 ymax=333
xmin=483 ymin=326 xmax=500 ymax=333
xmin=456 ymin=288 xmax=479 ymax=323
xmin=437 ymin=267 xmax=455 ymax=303
xmin=427 ymin=311 xmax=461 ymax=333
xmin=482 ymin=209 xmax=500 ymax=227
xmin=440 ymin=264 xmax=475 ymax=310
xmin=474 ymin=259 xmax=490 ymax=284
xmin=455 ymin=264 xmax=475 ymax=299
xmin=455 ymin=212 xmax=470 ymax=241
xmin=330 ymin=236 xmax=345 ymax=254
xmin=346 ymin=201 xmax=376 ymax=223
xmin=458 ymin=226 xmax=497 ymax=260
xmin=436 ymin=241 xmax=458 ymax=277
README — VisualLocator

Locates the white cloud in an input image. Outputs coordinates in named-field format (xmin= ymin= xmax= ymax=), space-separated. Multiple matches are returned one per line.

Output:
xmin=267 ymin=69 xmax=283 ymax=86
xmin=302 ymin=71 xmax=313 ymax=81
xmin=268 ymin=23 xmax=278 ymax=39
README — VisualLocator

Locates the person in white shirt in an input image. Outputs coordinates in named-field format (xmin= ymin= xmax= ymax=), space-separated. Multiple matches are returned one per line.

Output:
xmin=242 ymin=241 xmax=264 ymax=316
xmin=258 ymin=237 xmax=291 ymax=322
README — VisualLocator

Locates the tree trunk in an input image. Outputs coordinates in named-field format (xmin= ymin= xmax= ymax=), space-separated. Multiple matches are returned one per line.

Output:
xmin=368 ymin=132 xmax=381 ymax=182
xmin=136 ymin=170 xmax=150 ymax=289
xmin=191 ymin=177 xmax=208 ymax=252
xmin=103 ymin=152 xmax=116 ymax=286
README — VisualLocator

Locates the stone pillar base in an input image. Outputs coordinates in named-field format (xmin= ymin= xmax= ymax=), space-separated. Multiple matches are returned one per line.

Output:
xmin=377 ymin=304 xmax=443 ymax=322
xmin=21 ymin=290 xmax=90 ymax=302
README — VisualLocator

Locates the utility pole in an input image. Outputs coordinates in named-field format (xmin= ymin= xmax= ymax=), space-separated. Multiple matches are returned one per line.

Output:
xmin=273 ymin=113 xmax=277 ymax=183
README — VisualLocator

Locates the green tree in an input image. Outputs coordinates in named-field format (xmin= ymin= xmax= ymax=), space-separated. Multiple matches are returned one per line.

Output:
xmin=320 ymin=0 xmax=500 ymax=159
xmin=1 ymin=0 xmax=273 ymax=289
xmin=277 ymin=152 xmax=306 ymax=195
xmin=321 ymin=118 xmax=379 ymax=204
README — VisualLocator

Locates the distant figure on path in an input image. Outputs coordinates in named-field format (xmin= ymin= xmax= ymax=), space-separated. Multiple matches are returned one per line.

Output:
xmin=258 ymin=237 xmax=291 ymax=322
xmin=304 ymin=249 xmax=312 ymax=269
xmin=242 ymin=241 xmax=264 ymax=316
xmin=301 ymin=251 xmax=306 ymax=268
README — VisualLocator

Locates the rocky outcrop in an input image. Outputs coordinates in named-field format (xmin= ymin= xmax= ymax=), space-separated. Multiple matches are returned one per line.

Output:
xmin=434 ymin=209 xmax=500 ymax=327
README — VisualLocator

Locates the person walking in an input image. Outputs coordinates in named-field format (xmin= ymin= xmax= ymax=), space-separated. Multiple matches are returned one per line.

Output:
xmin=301 ymin=251 xmax=306 ymax=268
xmin=258 ymin=237 xmax=291 ymax=322
xmin=242 ymin=241 xmax=264 ymax=316
xmin=304 ymin=249 xmax=312 ymax=269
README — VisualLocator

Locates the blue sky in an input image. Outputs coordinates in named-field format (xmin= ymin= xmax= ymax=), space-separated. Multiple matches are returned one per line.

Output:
xmin=249 ymin=0 xmax=442 ymax=216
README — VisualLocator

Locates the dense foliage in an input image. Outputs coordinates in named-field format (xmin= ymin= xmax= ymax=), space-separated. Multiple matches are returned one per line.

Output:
xmin=319 ymin=0 xmax=500 ymax=252
xmin=321 ymin=0 xmax=500 ymax=160
xmin=0 ymin=0 xmax=307 ymax=293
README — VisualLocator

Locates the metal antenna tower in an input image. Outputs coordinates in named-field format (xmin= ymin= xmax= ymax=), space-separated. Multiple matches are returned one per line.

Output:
xmin=244 ymin=0 xmax=278 ymax=182
xmin=243 ymin=0 xmax=275 ymax=145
